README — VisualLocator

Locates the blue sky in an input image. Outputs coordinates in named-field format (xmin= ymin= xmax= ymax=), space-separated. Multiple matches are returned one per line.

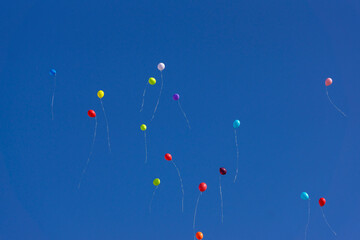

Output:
xmin=0 ymin=0 xmax=359 ymax=239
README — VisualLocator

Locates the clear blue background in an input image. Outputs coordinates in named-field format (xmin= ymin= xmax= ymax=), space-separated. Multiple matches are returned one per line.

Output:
xmin=0 ymin=0 xmax=359 ymax=239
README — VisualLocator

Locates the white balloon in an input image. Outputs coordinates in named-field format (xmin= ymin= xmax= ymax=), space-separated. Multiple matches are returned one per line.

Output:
xmin=157 ymin=62 xmax=165 ymax=71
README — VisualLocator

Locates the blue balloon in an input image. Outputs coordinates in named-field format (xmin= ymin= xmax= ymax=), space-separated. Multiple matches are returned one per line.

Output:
xmin=49 ymin=69 xmax=56 ymax=76
xmin=233 ymin=120 xmax=240 ymax=129
xmin=301 ymin=192 xmax=309 ymax=200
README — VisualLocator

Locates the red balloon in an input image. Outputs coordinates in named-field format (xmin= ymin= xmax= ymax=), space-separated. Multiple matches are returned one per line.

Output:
xmin=199 ymin=182 xmax=207 ymax=192
xmin=325 ymin=78 xmax=333 ymax=86
xmin=88 ymin=110 xmax=96 ymax=118
xmin=319 ymin=197 xmax=326 ymax=207
xmin=219 ymin=167 xmax=227 ymax=175
xmin=165 ymin=153 xmax=172 ymax=161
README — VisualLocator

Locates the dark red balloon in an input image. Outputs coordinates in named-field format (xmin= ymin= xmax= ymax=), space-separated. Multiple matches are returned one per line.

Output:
xmin=319 ymin=197 xmax=326 ymax=207
xmin=199 ymin=182 xmax=207 ymax=192
xmin=88 ymin=110 xmax=96 ymax=118
xmin=164 ymin=153 xmax=172 ymax=161
xmin=219 ymin=167 xmax=227 ymax=175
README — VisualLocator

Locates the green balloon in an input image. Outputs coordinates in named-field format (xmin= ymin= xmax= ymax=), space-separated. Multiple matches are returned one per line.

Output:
xmin=153 ymin=178 xmax=160 ymax=186
xmin=148 ymin=77 xmax=156 ymax=85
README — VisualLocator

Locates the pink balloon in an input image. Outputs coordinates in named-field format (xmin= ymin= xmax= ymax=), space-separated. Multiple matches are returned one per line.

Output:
xmin=325 ymin=78 xmax=333 ymax=86
xmin=157 ymin=63 xmax=165 ymax=71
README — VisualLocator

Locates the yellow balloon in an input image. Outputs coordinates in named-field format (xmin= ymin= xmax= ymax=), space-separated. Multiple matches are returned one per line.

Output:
xmin=97 ymin=90 xmax=104 ymax=99
xmin=153 ymin=178 xmax=160 ymax=186
xmin=140 ymin=124 xmax=147 ymax=131
xmin=148 ymin=77 xmax=156 ymax=85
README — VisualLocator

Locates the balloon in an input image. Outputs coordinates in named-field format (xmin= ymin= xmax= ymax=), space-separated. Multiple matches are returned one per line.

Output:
xmin=140 ymin=124 xmax=147 ymax=131
xmin=148 ymin=77 xmax=156 ymax=85
xmin=196 ymin=232 xmax=203 ymax=240
xmin=199 ymin=182 xmax=207 ymax=192
xmin=157 ymin=63 xmax=165 ymax=71
xmin=88 ymin=110 xmax=96 ymax=118
xmin=301 ymin=192 xmax=309 ymax=200
xmin=153 ymin=178 xmax=160 ymax=186
xmin=233 ymin=120 xmax=240 ymax=128
xmin=97 ymin=90 xmax=104 ymax=99
xmin=325 ymin=78 xmax=333 ymax=86
xmin=319 ymin=197 xmax=326 ymax=207
xmin=49 ymin=69 xmax=56 ymax=76
xmin=165 ymin=153 xmax=172 ymax=161
xmin=220 ymin=167 xmax=227 ymax=175
xmin=173 ymin=93 xmax=180 ymax=101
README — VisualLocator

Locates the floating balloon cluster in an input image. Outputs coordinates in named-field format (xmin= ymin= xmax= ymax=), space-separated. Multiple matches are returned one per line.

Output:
xmin=47 ymin=64 xmax=344 ymax=239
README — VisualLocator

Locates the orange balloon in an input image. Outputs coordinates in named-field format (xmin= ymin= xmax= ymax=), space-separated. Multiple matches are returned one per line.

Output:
xmin=196 ymin=232 xmax=203 ymax=240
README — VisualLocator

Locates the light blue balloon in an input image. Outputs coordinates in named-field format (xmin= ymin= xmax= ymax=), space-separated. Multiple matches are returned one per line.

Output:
xmin=233 ymin=120 xmax=240 ymax=129
xmin=300 ymin=192 xmax=309 ymax=200
xmin=49 ymin=69 xmax=56 ymax=76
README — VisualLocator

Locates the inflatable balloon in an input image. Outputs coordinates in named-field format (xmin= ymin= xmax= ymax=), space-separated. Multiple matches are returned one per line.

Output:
xmin=148 ymin=77 xmax=156 ymax=85
xmin=97 ymin=90 xmax=104 ymax=99
xmin=325 ymin=77 xmax=346 ymax=117
xmin=196 ymin=232 xmax=203 ymax=240
xmin=301 ymin=192 xmax=309 ymax=200
xmin=233 ymin=120 xmax=240 ymax=128
xmin=140 ymin=124 xmax=147 ymax=131
xmin=319 ymin=197 xmax=337 ymax=236
xmin=173 ymin=93 xmax=180 ymax=101
xmin=49 ymin=69 xmax=56 ymax=76
xmin=157 ymin=62 xmax=165 ymax=71
xmin=325 ymin=78 xmax=333 ymax=86
xmin=220 ymin=167 xmax=227 ymax=175
xmin=78 ymin=109 xmax=98 ymax=189
xmin=319 ymin=198 xmax=326 ymax=207
xmin=199 ymin=182 xmax=207 ymax=192
xmin=173 ymin=93 xmax=191 ymax=129
xmin=165 ymin=153 xmax=172 ymax=161
xmin=153 ymin=178 xmax=160 ymax=186
xmin=164 ymin=152 xmax=184 ymax=212
xmin=88 ymin=110 xmax=96 ymax=118
xmin=233 ymin=119 xmax=241 ymax=182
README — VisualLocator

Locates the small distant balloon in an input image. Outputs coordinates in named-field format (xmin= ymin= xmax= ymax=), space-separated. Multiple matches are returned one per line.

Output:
xmin=319 ymin=197 xmax=326 ymax=207
xmin=140 ymin=124 xmax=147 ymax=131
xmin=199 ymin=182 xmax=207 ymax=192
xmin=220 ymin=167 xmax=227 ymax=175
xmin=301 ymin=192 xmax=309 ymax=200
xmin=148 ymin=77 xmax=156 ymax=85
xmin=97 ymin=90 xmax=104 ymax=99
xmin=153 ymin=178 xmax=160 ymax=186
xmin=49 ymin=69 xmax=56 ymax=76
xmin=233 ymin=120 xmax=240 ymax=129
xmin=196 ymin=232 xmax=203 ymax=240
xmin=165 ymin=153 xmax=172 ymax=161
xmin=88 ymin=110 xmax=96 ymax=118
xmin=157 ymin=62 xmax=165 ymax=71
xmin=325 ymin=78 xmax=333 ymax=86
xmin=173 ymin=93 xmax=180 ymax=101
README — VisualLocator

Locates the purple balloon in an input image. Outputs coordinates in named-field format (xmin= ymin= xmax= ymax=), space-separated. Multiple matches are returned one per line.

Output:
xmin=173 ymin=93 xmax=180 ymax=101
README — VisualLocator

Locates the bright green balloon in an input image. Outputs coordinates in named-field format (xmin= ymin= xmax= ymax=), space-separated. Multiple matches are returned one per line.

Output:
xmin=140 ymin=124 xmax=147 ymax=131
xmin=153 ymin=178 xmax=160 ymax=186
xmin=148 ymin=77 xmax=156 ymax=85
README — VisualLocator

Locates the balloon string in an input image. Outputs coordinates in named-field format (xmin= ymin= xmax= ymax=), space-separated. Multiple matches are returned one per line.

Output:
xmin=219 ymin=176 xmax=224 ymax=223
xmin=149 ymin=186 xmax=158 ymax=214
xmin=140 ymin=83 xmax=148 ymax=112
xmin=326 ymin=87 xmax=346 ymax=117
xmin=144 ymin=132 xmax=148 ymax=164
xmin=321 ymin=207 xmax=337 ymax=236
xmin=100 ymin=99 xmax=111 ymax=153
xmin=234 ymin=129 xmax=239 ymax=183
xmin=178 ymin=101 xmax=191 ymax=129
xmin=78 ymin=116 xmax=97 ymax=189
xmin=304 ymin=199 xmax=311 ymax=240
xmin=150 ymin=71 xmax=164 ymax=122
xmin=51 ymin=76 xmax=56 ymax=120
xmin=172 ymin=160 xmax=184 ymax=212
xmin=193 ymin=192 xmax=202 ymax=240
